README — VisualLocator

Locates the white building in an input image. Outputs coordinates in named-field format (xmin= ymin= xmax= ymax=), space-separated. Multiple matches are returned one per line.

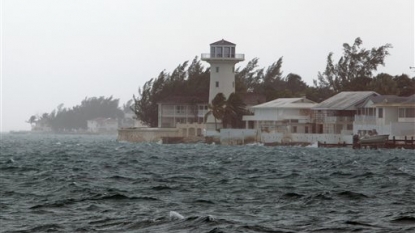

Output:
xmin=201 ymin=39 xmax=244 ymax=133
xmin=312 ymin=91 xmax=379 ymax=134
xmin=243 ymin=97 xmax=317 ymax=134
xmin=354 ymin=95 xmax=415 ymax=138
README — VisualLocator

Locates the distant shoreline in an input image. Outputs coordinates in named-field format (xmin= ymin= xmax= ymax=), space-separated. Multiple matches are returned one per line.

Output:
xmin=7 ymin=130 xmax=117 ymax=136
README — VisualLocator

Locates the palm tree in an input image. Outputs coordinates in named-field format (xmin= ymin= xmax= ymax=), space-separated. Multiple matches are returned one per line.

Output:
xmin=222 ymin=93 xmax=246 ymax=128
xmin=26 ymin=115 xmax=37 ymax=126
xmin=204 ymin=93 xmax=226 ymax=131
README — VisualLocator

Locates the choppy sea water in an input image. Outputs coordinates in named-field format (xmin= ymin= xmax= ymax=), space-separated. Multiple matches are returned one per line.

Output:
xmin=1 ymin=133 xmax=415 ymax=233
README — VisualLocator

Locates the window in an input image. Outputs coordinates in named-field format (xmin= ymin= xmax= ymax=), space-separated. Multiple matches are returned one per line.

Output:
xmin=347 ymin=124 xmax=353 ymax=130
xmin=216 ymin=67 xmax=219 ymax=73
xmin=224 ymin=47 xmax=230 ymax=57
xmin=407 ymin=108 xmax=415 ymax=118
xmin=305 ymin=126 xmax=309 ymax=134
xmin=216 ymin=81 xmax=219 ymax=87
xmin=217 ymin=47 xmax=222 ymax=57
xmin=378 ymin=108 xmax=383 ymax=118
xmin=399 ymin=108 xmax=405 ymax=118
xmin=176 ymin=105 xmax=185 ymax=114
xmin=292 ymin=126 xmax=297 ymax=133
xmin=368 ymin=108 xmax=374 ymax=116
xmin=210 ymin=47 xmax=215 ymax=57
xmin=231 ymin=47 xmax=235 ymax=57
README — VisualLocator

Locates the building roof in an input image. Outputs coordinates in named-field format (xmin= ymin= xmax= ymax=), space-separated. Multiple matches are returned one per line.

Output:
xmin=357 ymin=95 xmax=400 ymax=108
xmin=241 ymin=93 xmax=266 ymax=106
xmin=370 ymin=95 xmax=415 ymax=107
xmin=252 ymin=97 xmax=317 ymax=109
xmin=210 ymin=39 xmax=235 ymax=46
xmin=403 ymin=95 xmax=415 ymax=105
xmin=312 ymin=91 xmax=379 ymax=110
xmin=157 ymin=94 xmax=209 ymax=104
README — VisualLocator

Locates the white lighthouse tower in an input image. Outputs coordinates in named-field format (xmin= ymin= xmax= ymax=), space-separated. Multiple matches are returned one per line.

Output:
xmin=201 ymin=39 xmax=244 ymax=132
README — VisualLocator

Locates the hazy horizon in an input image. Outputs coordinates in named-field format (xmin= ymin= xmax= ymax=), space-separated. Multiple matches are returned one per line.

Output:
xmin=1 ymin=0 xmax=414 ymax=132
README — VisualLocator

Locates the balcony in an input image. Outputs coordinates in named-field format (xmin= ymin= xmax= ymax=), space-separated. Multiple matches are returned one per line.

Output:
xmin=354 ymin=115 xmax=376 ymax=124
xmin=325 ymin=116 xmax=354 ymax=124
xmin=201 ymin=53 xmax=244 ymax=62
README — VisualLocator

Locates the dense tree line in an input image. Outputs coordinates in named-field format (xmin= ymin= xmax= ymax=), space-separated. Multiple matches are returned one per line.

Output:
xmin=132 ymin=37 xmax=415 ymax=127
xmin=28 ymin=96 xmax=125 ymax=132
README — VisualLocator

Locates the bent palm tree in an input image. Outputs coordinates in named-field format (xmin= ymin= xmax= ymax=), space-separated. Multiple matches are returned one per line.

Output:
xmin=222 ymin=93 xmax=246 ymax=128
xmin=204 ymin=93 xmax=226 ymax=131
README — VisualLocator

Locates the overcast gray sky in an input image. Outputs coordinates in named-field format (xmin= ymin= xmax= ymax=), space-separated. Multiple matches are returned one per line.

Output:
xmin=1 ymin=0 xmax=414 ymax=132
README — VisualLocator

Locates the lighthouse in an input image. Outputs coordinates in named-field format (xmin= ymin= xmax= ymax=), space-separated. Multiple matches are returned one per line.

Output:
xmin=201 ymin=39 xmax=244 ymax=103
xmin=201 ymin=39 xmax=244 ymax=132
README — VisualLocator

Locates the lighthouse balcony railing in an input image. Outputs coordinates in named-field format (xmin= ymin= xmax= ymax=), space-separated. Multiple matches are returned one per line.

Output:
xmin=201 ymin=53 xmax=244 ymax=60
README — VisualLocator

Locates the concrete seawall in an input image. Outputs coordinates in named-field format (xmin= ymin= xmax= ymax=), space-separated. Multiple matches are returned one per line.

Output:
xmin=117 ymin=128 xmax=179 ymax=143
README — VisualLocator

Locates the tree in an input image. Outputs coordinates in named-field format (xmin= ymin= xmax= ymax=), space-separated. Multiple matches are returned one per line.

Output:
xmin=204 ymin=93 xmax=226 ymax=131
xmin=370 ymin=73 xmax=399 ymax=95
xmin=222 ymin=93 xmax=247 ymax=128
xmin=285 ymin=73 xmax=307 ymax=97
xmin=31 ymin=96 xmax=124 ymax=132
xmin=131 ymin=57 xmax=210 ymax=126
xmin=394 ymin=74 xmax=415 ymax=96
xmin=316 ymin=37 xmax=392 ymax=92
xmin=26 ymin=115 xmax=37 ymax=125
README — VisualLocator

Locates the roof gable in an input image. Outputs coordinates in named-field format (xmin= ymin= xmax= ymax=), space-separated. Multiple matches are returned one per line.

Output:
xmin=210 ymin=39 xmax=235 ymax=46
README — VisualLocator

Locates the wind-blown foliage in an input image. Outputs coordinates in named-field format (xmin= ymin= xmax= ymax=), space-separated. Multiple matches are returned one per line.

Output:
xmin=31 ymin=96 xmax=124 ymax=132
xmin=204 ymin=93 xmax=226 ymax=131
xmin=222 ymin=93 xmax=247 ymax=129
xmin=316 ymin=37 xmax=393 ymax=92
xmin=132 ymin=57 xmax=210 ymax=127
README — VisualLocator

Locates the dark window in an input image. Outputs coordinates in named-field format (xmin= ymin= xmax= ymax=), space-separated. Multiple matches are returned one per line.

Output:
xmin=176 ymin=106 xmax=185 ymax=114
xmin=210 ymin=47 xmax=215 ymax=57
xmin=216 ymin=67 xmax=219 ymax=73
xmin=216 ymin=81 xmax=219 ymax=87
xmin=224 ymin=47 xmax=230 ymax=57
xmin=305 ymin=126 xmax=309 ymax=134
xmin=407 ymin=108 xmax=415 ymax=117
xmin=378 ymin=108 xmax=383 ymax=118
xmin=399 ymin=108 xmax=405 ymax=117
xmin=292 ymin=126 xmax=297 ymax=133
xmin=217 ymin=47 xmax=222 ymax=57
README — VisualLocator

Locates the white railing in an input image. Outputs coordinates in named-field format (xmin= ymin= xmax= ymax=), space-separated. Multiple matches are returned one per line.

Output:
xmin=354 ymin=115 xmax=376 ymax=124
xmin=201 ymin=53 xmax=244 ymax=60
xmin=325 ymin=116 xmax=354 ymax=123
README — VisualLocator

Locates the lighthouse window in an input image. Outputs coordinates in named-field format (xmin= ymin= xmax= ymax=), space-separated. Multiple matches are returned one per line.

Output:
xmin=216 ymin=67 xmax=219 ymax=73
xmin=224 ymin=47 xmax=230 ymax=57
xmin=217 ymin=47 xmax=222 ymax=57
xmin=211 ymin=47 xmax=215 ymax=57
xmin=216 ymin=81 xmax=219 ymax=87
